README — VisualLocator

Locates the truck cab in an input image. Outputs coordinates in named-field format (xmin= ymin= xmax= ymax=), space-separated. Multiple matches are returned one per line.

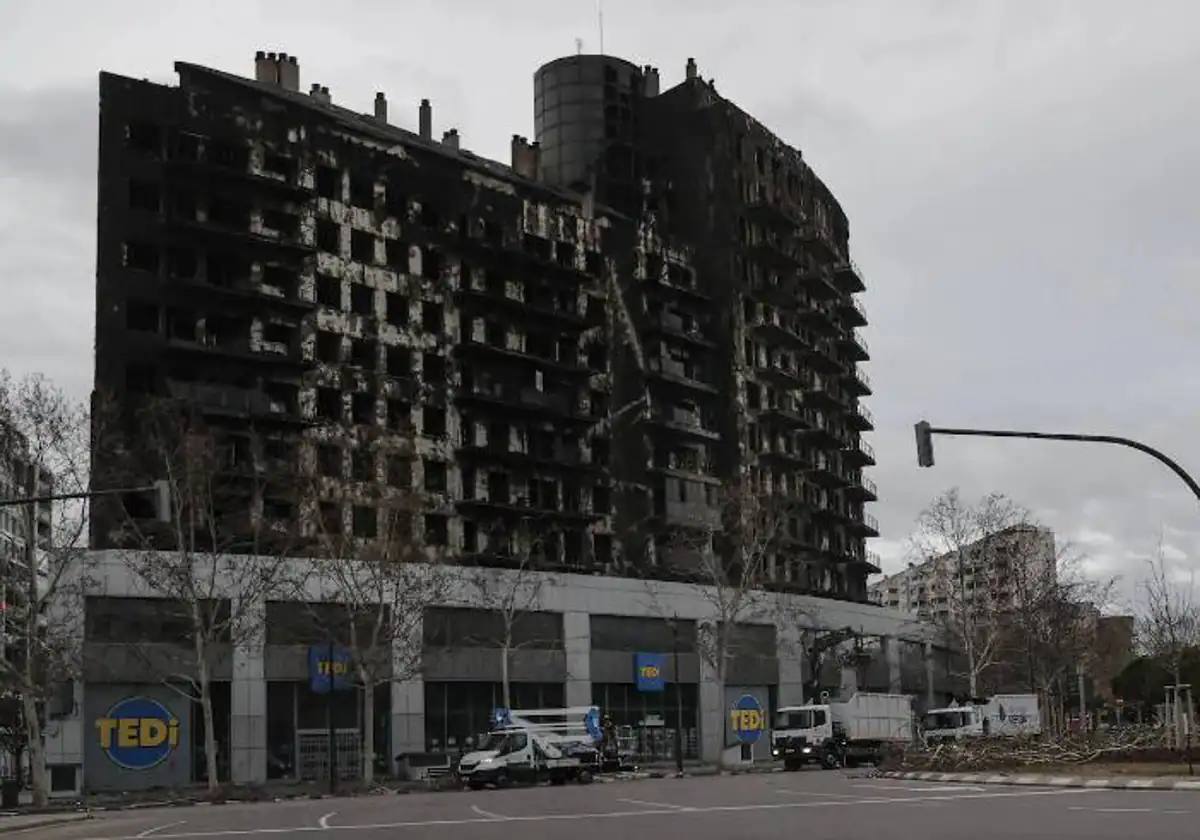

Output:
xmin=771 ymin=705 xmax=841 ymax=769
xmin=456 ymin=707 xmax=600 ymax=789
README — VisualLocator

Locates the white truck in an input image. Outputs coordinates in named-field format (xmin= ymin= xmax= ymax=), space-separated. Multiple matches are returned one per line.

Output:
xmin=456 ymin=706 xmax=601 ymax=789
xmin=772 ymin=692 xmax=913 ymax=770
xmin=922 ymin=694 xmax=1041 ymax=742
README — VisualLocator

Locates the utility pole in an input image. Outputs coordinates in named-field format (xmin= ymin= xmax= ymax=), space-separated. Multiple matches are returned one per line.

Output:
xmin=671 ymin=613 xmax=683 ymax=775
xmin=326 ymin=634 xmax=336 ymax=794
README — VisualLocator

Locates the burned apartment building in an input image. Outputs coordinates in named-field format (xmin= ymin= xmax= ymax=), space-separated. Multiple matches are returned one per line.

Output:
xmin=91 ymin=50 xmax=877 ymax=601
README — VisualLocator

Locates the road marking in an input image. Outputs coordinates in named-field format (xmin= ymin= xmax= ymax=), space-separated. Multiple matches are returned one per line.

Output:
xmin=617 ymin=797 xmax=690 ymax=810
xmin=317 ymin=813 xmax=336 ymax=830
xmin=138 ymin=822 xmax=188 ymax=838
xmin=1069 ymin=806 xmax=1189 ymax=814
xmin=854 ymin=783 xmax=985 ymax=793
xmin=77 ymin=786 xmax=1105 ymax=839
xmin=773 ymin=789 xmax=862 ymax=799
xmin=469 ymin=804 xmax=509 ymax=820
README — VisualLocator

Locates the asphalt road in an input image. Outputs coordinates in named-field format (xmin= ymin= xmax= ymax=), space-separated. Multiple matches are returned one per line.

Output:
xmin=32 ymin=771 xmax=1199 ymax=840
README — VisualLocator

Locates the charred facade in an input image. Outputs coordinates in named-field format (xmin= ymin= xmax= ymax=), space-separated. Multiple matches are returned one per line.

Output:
xmin=92 ymin=51 xmax=876 ymax=602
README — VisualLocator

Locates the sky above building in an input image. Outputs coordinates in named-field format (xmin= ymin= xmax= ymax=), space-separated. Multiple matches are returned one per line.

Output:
xmin=1 ymin=0 xmax=1197 ymax=607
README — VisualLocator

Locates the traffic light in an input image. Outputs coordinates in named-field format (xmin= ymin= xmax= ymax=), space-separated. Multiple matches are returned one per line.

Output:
xmin=915 ymin=420 xmax=935 ymax=467
xmin=152 ymin=479 xmax=172 ymax=523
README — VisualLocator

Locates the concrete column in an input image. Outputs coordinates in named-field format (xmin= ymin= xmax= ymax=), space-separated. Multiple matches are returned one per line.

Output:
xmin=885 ymin=636 xmax=902 ymax=694
xmin=390 ymin=679 xmax=424 ymax=768
xmin=698 ymin=649 xmax=723 ymax=765
xmin=230 ymin=596 xmax=267 ymax=784
xmin=563 ymin=611 xmax=591 ymax=707
xmin=924 ymin=641 xmax=936 ymax=707
xmin=776 ymin=624 xmax=805 ymax=707
xmin=390 ymin=612 xmax=425 ymax=772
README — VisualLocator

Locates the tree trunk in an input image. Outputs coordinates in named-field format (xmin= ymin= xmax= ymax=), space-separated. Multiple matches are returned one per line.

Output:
xmin=193 ymin=637 xmax=220 ymax=793
xmin=361 ymin=675 xmax=375 ymax=785
xmin=501 ymin=644 xmax=511 ymax=710
xmin=21 ymin=689 xmax=47 ymax=807
xmin=22 ymin=498 xmax=48 ymax=808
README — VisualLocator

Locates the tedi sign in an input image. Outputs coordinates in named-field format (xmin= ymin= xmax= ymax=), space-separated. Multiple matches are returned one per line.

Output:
xmin=95 ymin=697 xmax=180 ymax=770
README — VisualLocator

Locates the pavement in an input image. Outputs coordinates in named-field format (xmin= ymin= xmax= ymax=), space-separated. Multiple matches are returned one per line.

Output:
xmin=19 ymin=769 xmax=1200 ymax=840
xmin=883 ymin=769 xmax=1200 ymax=791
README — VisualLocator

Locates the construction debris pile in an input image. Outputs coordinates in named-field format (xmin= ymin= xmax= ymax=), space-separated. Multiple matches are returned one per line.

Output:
xmin=887 ymin=727 xmax=1173 ymax=772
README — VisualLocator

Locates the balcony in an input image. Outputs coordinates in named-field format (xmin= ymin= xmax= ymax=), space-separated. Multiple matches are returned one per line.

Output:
xmin=807 ymin=452 xmax=846 ymax=488
xmin=842 ymin=474 xmax=878 ymax=502
xmin=847 ymin=549 xmax=882 ymax=574
xmin=834 ymin=295 xmax=867 ymax=327
xmin=750 ymin=315 xmax=806 ymax=349
xmin=802 ymin=412 xmax=842 ymax=448
xmin=457 ymin=340 xmax=592 ymax=378
xmin=848 ymin=512 xmax=880 ymax=538
xmin=165 ymin=334 xmax=305 ymax=369
xmin=843 ymin=365 xmax=872 ymax=396
xmin=457 ymin=495 xmax=601 ymax=523
xmin=757 ymin=403 xmax=808 ymax=429
xmin=803 ymin=377 xmax=845 ymax=412
xmin=841 ymin=438 xmax=875 ymax=467
xmin=455 ymin=384 xmax=595 ymax=425
xmin=166 ymin=380 xmax=305 ymax=425
xmin=797 ymin=224 xmax=842 ymax=263
xmin=835 ymin=331 xmax=869 ymax=362
xmin=456 ymin=442 xmax=598 ymax=474
xmin=846 ymin=403 xmax=874 ymax=431
xmin=642 ymin=264 xmax=710 ymax=302
xmin=796 ymin=267 xmax=839 ymax=300
xmin=646 ymin=357 xmax=718 ymax=395
xmin=754 ymin=362 xmax=804 ymax=390
xmin=744 ymin=199 xmax=805 ymax=232
xmin=646 ymin=411 xmax=721 ymax=441
xmin=164 ymin=157 xmax=314 ymax=200
xmin=166 ymin=214 xmax=313 ymax=256
xmin=832 ymin=260 xmax=866 ymax=294
xmin=646 ymin=312 xmax=714 ymax=349
xmin=758 ymin=445 xmax=810 ymax=469
xmin=457 ymin=287 xmax=588 ymax=330
xmin=746 ymin=238 xmax=803 ymax=272
xmin=804 ymin=339 xmax=844 ymax=375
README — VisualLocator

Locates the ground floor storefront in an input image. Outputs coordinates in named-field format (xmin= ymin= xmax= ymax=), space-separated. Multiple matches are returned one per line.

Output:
xmin=43 ymin=551 xmax=956 ymax=794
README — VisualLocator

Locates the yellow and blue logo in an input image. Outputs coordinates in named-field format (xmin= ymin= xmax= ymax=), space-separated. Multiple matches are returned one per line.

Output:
xmin=730 ymin=694 xmax=765 ymax=744
xmin=95 ymin=697 xmax=180 ymax=770
xmin=635 ymin=653 xmax=666 ymax=692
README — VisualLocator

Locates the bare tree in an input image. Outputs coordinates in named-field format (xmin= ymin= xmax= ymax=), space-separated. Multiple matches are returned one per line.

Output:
xmin=1006 ymin=542 xmax=1114 ymax=732
xmin=911 ymin=489 xmax=1034 ymax=697
xmin=1139 ymin=539 xmax=1199 ymax=750
xmin=0 ymin=371 xmax=90 ymax=807
xmin=647 ymin=479 xmax=782 ymax=765
xmin=304 ymin=499 xmax=446 ymax=785
xmin=464 ymin=519 xmax=554 ymax=711
xmin=104 ymin=402 xmax=295 ymax=794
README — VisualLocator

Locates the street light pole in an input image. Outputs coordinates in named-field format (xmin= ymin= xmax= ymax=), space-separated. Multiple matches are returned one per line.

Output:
xmin=913 ymin=424 xmax=1200 ymax=509
xmin=326 ymin=634 xmax=337 ymax=794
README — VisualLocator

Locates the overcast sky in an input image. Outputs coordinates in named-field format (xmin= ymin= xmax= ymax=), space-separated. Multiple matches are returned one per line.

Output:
xmin=2 ymin=0 xmax=1197 ymax=607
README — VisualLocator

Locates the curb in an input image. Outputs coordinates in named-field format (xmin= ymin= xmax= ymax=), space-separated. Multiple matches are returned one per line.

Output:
xmin=882 ymin=770 xmax=1200 ymax=792
xmin=0 ymin=813 xmax=91 ymax=834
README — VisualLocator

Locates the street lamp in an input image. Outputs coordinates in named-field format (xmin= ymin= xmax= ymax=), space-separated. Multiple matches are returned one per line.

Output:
xmin=668 ymin=614 xmax=684 ymax=776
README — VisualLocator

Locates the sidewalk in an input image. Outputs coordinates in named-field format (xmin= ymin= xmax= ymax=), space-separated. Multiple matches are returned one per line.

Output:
xmin=0 ymin=812 xmax=91 ymax=835
xmin=881 ymin=770 xmax=1200 ymax=792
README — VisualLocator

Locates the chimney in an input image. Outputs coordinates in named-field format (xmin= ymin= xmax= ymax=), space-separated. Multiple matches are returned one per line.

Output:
xmin=643 ymin=65 xmax=660 ymax=97
xmin=374 ymin=91 xmax=388 ymax=123
xmin=442 ymin=129 xmax=460 ymax=150
xmin=511 ymin=135 xmax=541 ymax=180
xmin=418 ymin=99 xmax=432 ymax=140
xmin=278 ymin=53 xmax=299 ymax=92
xmin=254 ymin=50 xmax=277 ymax=84
xmin=309 ymin=83 xmax=331 ymax=105
xmin=686 ymin=57 xmax=697 ymax=81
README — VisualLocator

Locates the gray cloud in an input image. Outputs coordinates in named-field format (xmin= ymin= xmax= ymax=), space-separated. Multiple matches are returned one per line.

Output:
xmin=1 ymin=0 xmax=1197 ymax=604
